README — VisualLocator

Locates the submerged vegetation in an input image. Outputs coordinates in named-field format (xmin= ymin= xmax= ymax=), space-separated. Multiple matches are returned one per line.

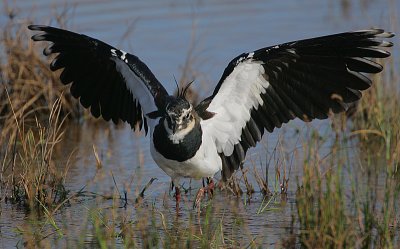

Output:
xmin=1 ymin=11 xmax=399 ymax=249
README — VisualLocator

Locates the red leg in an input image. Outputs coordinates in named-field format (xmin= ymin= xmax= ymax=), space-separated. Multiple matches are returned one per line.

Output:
xmin=207 ymin=178 xmax=215 ymax=197
xmin=175 ymin=186 xmax=181 ymax=211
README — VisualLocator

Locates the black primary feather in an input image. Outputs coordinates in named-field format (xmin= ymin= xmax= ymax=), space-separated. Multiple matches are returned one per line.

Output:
xmin=28 ymin=25 xmax=169 ymax=133
xmin=206 ymin=29 xmax=394 ymax=180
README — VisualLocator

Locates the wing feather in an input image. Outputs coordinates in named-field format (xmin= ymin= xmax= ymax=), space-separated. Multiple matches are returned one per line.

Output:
xmin=28 ymin=25 xmax=169 ymax=132
xmin=198 ymin=29 xmax=394 ymax=180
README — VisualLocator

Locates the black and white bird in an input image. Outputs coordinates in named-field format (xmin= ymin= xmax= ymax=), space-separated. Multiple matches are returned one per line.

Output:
xmin=28 ymin=25 xmax=394 ymax=205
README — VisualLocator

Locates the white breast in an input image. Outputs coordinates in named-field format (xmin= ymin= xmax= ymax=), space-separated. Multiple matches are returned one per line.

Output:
xmin=150 ymin=121 xmax=222 ymax=181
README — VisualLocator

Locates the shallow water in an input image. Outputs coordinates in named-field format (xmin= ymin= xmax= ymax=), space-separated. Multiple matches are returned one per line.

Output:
xmin=1 ymin=0 xmax=399 ymax=247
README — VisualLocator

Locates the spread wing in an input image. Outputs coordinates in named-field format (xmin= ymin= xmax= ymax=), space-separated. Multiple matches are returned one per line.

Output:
xmin=197 ymin=29 xmax=394 ymax=180
xmin=28 ymin=25 xmax=169 ymax=133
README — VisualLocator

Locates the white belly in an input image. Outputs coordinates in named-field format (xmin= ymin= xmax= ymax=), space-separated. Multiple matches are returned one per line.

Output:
xmin=150 ymin=131 xmax=222 ymax=180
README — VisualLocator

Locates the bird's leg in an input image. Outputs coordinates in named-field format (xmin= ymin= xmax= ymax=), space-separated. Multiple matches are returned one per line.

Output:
xmin=175 ymin=186 xmax=181 ymax=203
xmin=194 ymin=177 xmax=215 ymax=208
xmin=171 ymin=180 xmax=182 ymax=210
xmin=170 ymin=181 xmax=174 ymax=193
xmin=206 ymin=177 xmax=215 ymax=197
xmin=174 ymin=186 xmax=181 ymax=210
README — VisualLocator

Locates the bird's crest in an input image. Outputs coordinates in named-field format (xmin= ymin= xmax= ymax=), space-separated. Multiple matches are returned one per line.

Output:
xmin=173 ymin=76 xmax=195 ymax=101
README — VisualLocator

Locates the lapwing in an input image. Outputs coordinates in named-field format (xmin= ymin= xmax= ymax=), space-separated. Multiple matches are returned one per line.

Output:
xmin=28 ymin=25 xmax=394 ymax=207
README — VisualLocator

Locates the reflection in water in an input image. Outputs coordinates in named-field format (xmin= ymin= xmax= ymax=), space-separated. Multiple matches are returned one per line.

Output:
xmin=0 ymin=0 xmax=398 ymax=247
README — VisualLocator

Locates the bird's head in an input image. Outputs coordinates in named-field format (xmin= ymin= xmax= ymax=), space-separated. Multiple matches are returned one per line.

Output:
xmin=164 ymin=97 xmax=196 ymax=135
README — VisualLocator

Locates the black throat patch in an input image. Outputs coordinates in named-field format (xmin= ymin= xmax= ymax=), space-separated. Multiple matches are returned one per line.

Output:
xmin=153 ymin=118 xmax=202 ymax=162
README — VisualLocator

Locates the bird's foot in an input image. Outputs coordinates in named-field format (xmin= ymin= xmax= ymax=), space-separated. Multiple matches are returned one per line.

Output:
xmin=193 ymin=178 xmax=215 ymax=209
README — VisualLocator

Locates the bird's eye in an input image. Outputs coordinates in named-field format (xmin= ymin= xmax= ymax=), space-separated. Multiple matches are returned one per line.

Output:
xmin=184 ymin=113 xmax=191 ymax=120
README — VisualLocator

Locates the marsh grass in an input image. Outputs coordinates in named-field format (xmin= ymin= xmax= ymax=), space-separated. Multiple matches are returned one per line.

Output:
xmin=295 ymin=57 xmax=400 ymax=248
xmin=0 ymin=13 xmax=94 ymax=213
xmin=296 ymin=133 xmax=357 ymax=248
xmin=1 ymin=96 xmax=70 ymax=211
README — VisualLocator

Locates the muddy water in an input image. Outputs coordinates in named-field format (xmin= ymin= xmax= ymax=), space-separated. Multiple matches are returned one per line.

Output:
xmin=1 ymin=0 xmax=398 ymax=247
